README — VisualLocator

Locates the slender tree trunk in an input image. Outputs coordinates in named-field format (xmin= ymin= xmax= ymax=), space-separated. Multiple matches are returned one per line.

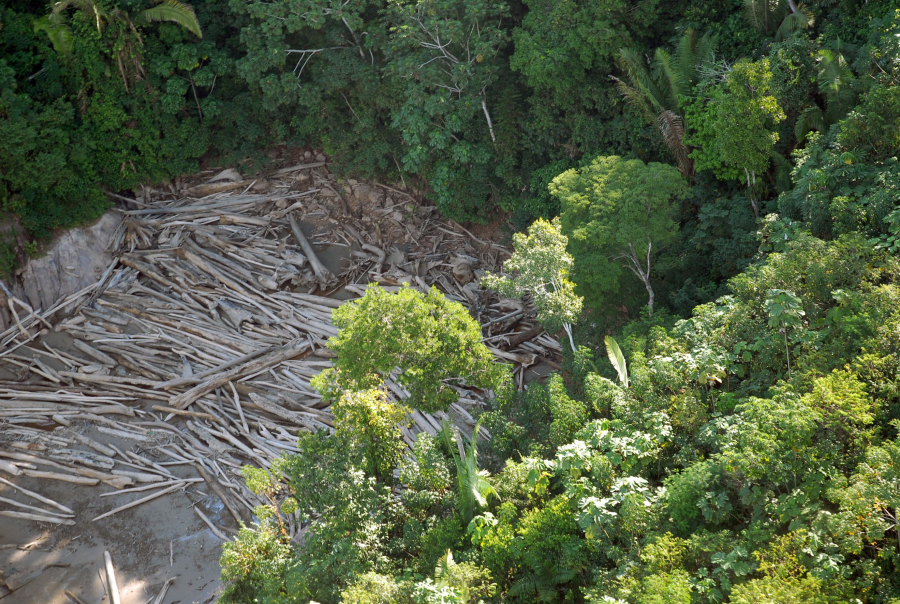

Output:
xmin=783 ymin=328 xmax=791 ymax=377
xmin=481 ymin=96 xmax=496 ymax=144
xmin=745 ymin=168 xmax=760 ymax=217
xmin=622 ymin=242 xmax=655 ymax=316
xmin=563 ymin=322 xmax=575 ymax=353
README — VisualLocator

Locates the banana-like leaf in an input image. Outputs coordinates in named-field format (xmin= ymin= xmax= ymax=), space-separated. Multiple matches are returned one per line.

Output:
xmin=139 ymin=0 xmax=202 ymax=38
xmin=604 ymin=335 xmax=629 ymax=388
xmin=34 ymin=14 xmax=73 ymax=57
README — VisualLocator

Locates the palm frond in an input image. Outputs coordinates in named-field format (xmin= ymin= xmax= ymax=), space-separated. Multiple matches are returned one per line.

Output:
xmin=818 ymin=49 xmax=856 ymax=119
xmin=675 ymin=30 xmax=699 ymax=88
xmin=442 ymin=420 xmax=497 ymax=522
xmin=139 ymin=0 xmax=202 ymax=38
xmin=770 ymin=150 xmax=793 ymax=192
xmin=654 ymin=49 xmax=689 ymax=108
xmin=794 ymin=105 xmax=824 ymax=142
xmin=617 ymin=48 xmax=666 ymax=116
xmin=657 ymin=110 xmax=692 ymax=178
xmin=33 ymin=13 xmax=73 ymax=57
xmin=774 ymin=4 xmax=814 ymax=42
xmin=743 ymin=0 xmax=789 ymax=35
xmin=52 ymin=0 xmax=106 ymax=33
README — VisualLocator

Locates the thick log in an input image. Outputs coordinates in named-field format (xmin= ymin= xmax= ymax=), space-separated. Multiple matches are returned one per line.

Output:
xmin=170 ymin=341 xmax=309 ymax=410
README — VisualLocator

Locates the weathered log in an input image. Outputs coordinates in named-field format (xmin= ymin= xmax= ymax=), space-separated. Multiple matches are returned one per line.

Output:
xmin=0 ymin=476 xmax=73 ymax=513
xmin=170 ymin=341 xmax=308 ymax=409
xmin=0 ymin=510 xmax=75 ymax=525
xmin=104 ymin=551 xmax=122 ymax=604
xmin=288 ymin=213 xmax=335 ymax=286
xmin=93 ymin=482 xmax=186 ymax=522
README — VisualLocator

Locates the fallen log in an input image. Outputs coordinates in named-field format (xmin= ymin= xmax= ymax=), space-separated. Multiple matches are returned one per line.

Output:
xmin=288 ymin=213 xmax=335 ymax=286
xmin=170 ymin=341 xmax=309 ymax=409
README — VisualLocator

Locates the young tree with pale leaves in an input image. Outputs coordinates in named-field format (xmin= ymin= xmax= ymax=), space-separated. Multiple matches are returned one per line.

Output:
xmin=481 ymin=217 xmax=582 ymax=352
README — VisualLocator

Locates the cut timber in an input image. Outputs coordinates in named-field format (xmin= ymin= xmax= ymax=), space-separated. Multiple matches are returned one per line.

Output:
xmin=248 ymin=393 xmax=327 ymax=431
xmin=104 ymin=551 xmax=122 ymax=604
xmin=93 ymin=482 xmax=186 ymax=522
xmin=0 ymin=495 xmax=74 ymax=517
xmin=194 ymin=463 xmax=247 ymax=524
xmin=155 ymin=346 xmax=274 ymax=390
xmin=504 ymin=325 xmax=544 ymax=349
xmin=0 ymin=510 xmax=76 ymax=525
xmin=152 ymin=405 xmax=222 ymax=423
xmin=193 ymin=506 xmax=228 ymax=540
xmin=288 ymin=213 xmax=335 ymax=286
xmin=0 ymin=459 xmax=21 ymax=476
xmin=0 ymin=476 xmax=73 ymax=513
xmin=170 ymin=341 xmax=309 ymax=409
xmin=20 ymin=469 xmax=99 ymax=485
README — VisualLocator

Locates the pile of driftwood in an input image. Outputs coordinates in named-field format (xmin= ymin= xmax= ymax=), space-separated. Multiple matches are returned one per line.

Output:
xmin=0 ymin=159 xmax=562 ymax=548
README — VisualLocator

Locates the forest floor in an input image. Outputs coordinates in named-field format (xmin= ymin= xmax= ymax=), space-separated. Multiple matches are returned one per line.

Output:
xmin=0 ymin=156 xmax=558 ymax=604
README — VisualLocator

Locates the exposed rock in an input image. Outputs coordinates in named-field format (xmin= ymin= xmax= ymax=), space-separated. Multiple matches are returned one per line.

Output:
xmin=14 ymin=212 xmax=120 ymax=315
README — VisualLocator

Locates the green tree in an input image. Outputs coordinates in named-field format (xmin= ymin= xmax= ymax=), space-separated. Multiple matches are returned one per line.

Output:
xmin=333 ymin=388 xmax=411 ymax=482
xmin=712 ymin=59 xmax=786 ymax=216
xmin=551 ymin=156 xmax=689 ymax=314
xmin=481 ymin=217 xmax=583 ymax=351
xmin=319 ymin=284 xmax=506 ymax=412
xmin=765 ymin=288 xmax=805 ymax=377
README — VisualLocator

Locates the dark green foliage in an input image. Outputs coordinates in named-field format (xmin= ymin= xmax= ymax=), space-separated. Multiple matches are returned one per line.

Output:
xmin=780 ymin=86 xmax=900 ymax=239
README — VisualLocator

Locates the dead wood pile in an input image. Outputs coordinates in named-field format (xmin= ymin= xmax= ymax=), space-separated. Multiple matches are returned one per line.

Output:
xmin=0 ymin=160 xmax=561 ymax=546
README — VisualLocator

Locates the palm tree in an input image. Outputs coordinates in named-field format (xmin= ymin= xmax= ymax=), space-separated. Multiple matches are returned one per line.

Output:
xmin=743 ymin=0 xmax=815 ymax=42
xmin=795 ymin=46 xmax=858 ymax=142
xmin=35 ymin=0 xmax=201 ymax=91
xmin=613 ymin=30 xmax=717 ymax=178
xmin=441 ymin=421 xmax=497 ymax=523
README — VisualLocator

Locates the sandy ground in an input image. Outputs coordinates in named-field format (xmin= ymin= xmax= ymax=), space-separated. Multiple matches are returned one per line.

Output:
xmin=0 ymin=225 xmax=356 ymax=604
xmin=0 ymin=336 xmax=236 ymax=604
xmin=0 ymin=461 xmax=225 ymax=604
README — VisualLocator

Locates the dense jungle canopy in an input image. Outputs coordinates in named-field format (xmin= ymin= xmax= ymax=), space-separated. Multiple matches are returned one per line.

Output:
xmin=2 ymin=0 xmax=900 ymax=602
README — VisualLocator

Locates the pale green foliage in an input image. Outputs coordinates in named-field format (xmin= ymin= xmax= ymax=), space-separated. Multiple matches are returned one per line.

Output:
xmin=604 ymin=336 xmax=629 ymax=388
xmin=443 ymin=422 xmax=498 ymax=522
xmin=139 ymin=0 xmax=203 ymax=38
xmin=332 ymin=388 xmax=411 ymax=481
xmin=425 ymin=550 xmax=495 ymax=603
xmin=340 ymin=572 xmax=412 ymax=604
xmin=481 ymin=217 xmax=582 ymax=350
xmin=830 ymin=429 xmax=900 ymax=553
xmin=765 ymin=288 xmax=805 ymax=330
xmin=320 ymin=285 xmax=506 ymax=412
xmin=552 ymin=155 xmax=689 ymax=311
xmin=218 ymin=524 xmax=293 ymax=603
